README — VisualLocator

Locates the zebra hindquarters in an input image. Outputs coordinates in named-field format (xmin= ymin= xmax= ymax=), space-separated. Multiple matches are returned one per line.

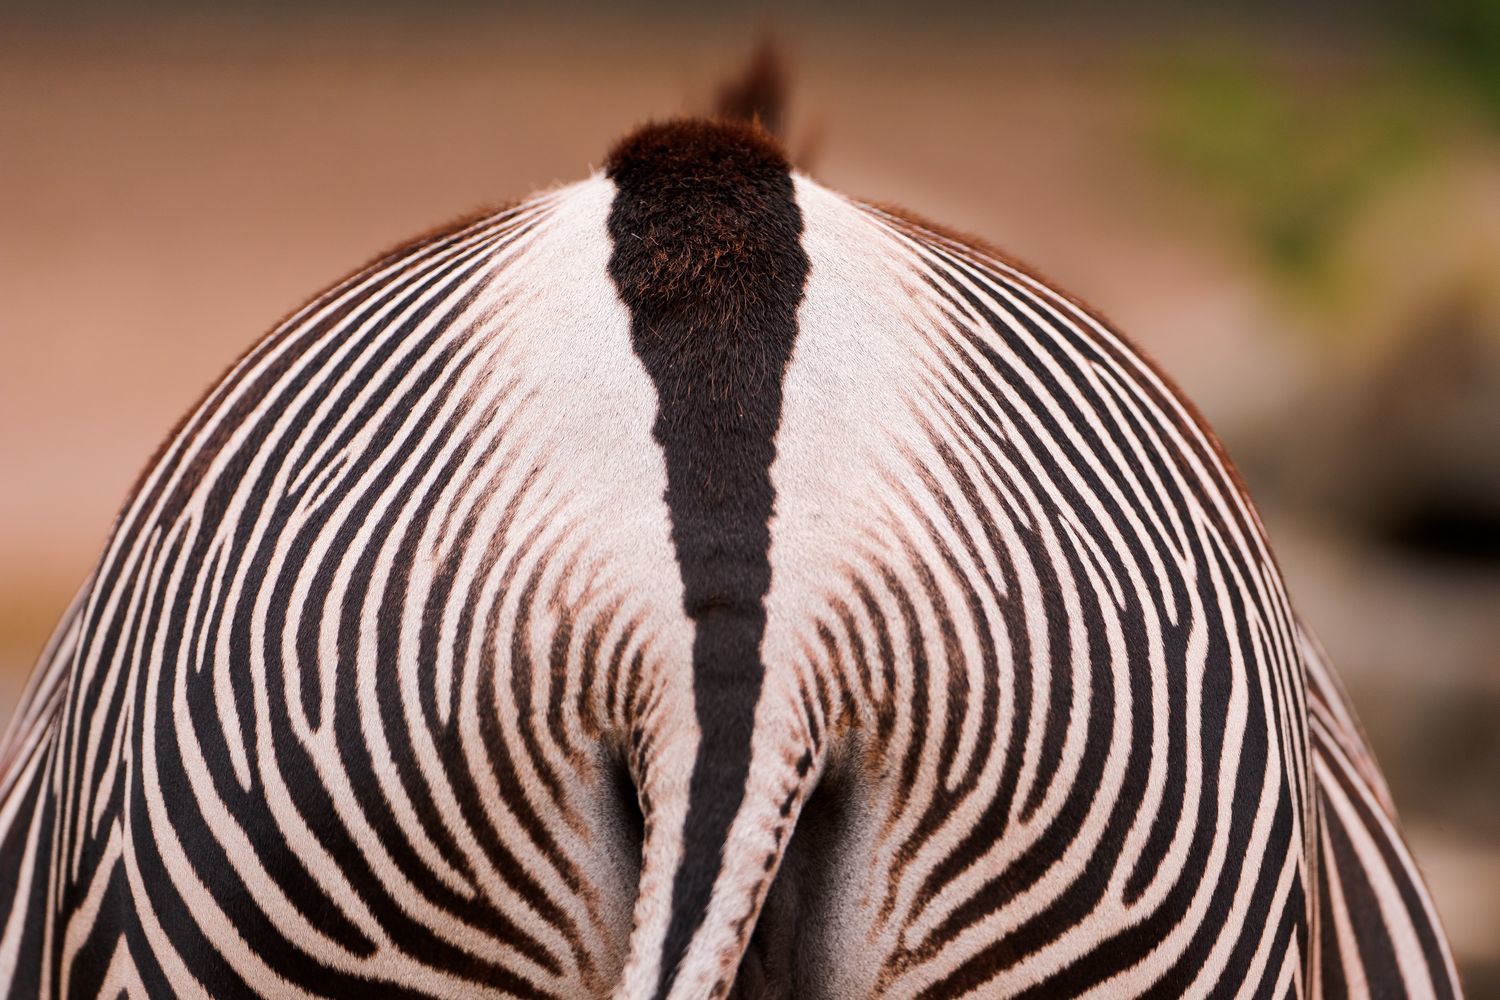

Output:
xmin=741 ymin=174 xmax=1325 ymax=996
xmin=0 ymin=113 xmax=1467 ymax=1000
xmin=0 ymin=178 xmax=690 ymax=998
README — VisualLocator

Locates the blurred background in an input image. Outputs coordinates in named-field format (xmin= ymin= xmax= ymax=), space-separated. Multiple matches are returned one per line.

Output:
xmin=1 ymin=1 xmax=1496 ymax=989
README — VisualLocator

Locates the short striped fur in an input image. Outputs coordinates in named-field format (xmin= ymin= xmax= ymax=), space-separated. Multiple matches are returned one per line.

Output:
xmin=0 ymin=114 xmax=1460 ymax=998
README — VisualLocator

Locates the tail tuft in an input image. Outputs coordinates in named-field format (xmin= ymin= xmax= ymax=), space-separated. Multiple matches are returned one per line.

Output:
xmin=714 ymin=38 xmax=789 ymax=140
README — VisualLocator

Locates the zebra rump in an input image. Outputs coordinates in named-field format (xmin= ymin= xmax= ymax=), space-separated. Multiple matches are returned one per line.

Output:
xmin=0 ymin=71 xmax=1463 ymax=1000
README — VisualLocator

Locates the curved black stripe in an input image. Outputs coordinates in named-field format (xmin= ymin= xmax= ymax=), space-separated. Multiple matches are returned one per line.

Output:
xmin=604 ymin=119 xmax=808 ymax=996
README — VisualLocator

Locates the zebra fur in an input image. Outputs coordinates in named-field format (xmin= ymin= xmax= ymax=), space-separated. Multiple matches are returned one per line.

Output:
xmin=0 ymin=113 xmax=1461 ymax=998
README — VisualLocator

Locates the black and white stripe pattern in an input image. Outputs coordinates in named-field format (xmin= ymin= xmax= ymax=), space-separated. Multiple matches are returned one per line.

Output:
xmin=0 ymin=119 xmax=1461 ymax=998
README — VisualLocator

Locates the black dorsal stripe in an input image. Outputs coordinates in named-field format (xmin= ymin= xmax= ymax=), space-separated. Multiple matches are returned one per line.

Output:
xmin=604 ymin=119 xmax=809 ymax=997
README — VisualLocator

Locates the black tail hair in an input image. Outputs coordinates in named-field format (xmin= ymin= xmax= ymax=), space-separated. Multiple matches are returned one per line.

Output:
xmin=714 ymin=38 xmax=788 ymax=139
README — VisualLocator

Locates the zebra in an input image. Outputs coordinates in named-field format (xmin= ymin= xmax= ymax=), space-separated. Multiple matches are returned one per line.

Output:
xmin=0 ymin=68 xmax=1463 ymax=1000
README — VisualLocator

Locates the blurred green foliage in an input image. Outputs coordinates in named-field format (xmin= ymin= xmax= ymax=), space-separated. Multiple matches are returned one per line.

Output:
xmin=1149 ymin=2 xmax=1500 ymax=319
xmin=1151 ymin=56 xmax=1427 ymax=302
xmin=1413 ymin=0 xmax=1500 ymax=126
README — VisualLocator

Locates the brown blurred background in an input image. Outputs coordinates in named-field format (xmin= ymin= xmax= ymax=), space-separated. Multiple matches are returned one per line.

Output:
xmin=2 ymin=1 xmax=1496 ymax=990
